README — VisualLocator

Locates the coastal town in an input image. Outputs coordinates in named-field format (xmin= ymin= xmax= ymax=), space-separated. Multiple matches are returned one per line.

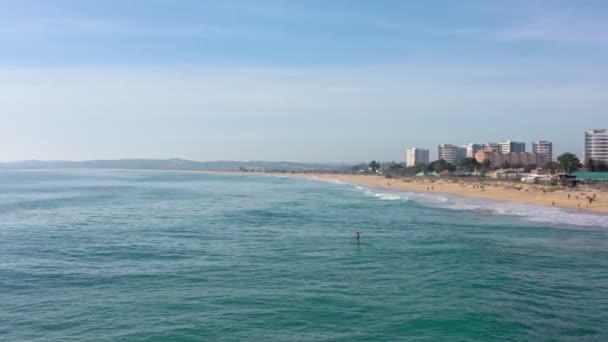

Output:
xmin=391 ymin=129 xmax=608 ymax=185
xmin=286 ymin=129 xmax=608 ymax=213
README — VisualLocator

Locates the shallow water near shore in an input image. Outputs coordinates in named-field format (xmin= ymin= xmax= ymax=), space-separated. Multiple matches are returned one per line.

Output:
xmin=1 ymin=169 xmax=608 ymax=341
xmin=343 ymin=181 xmax=608 ymax=229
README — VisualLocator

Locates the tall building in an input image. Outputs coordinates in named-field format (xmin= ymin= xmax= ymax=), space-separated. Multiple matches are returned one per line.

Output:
xmin=463 ymin=143 xmax=482 ymax=158
xmin=483 ymin=142 xmax=500 ymax=152
xmin=584 ymin=129 xmax=608 ymax=164
xmin=499 ymin=141 xmax=526 ymax=153
xmin=406 ymin=147 xmax=429 ymax=167
xmin=438 ymin=144 xmax=465 ymax=164
xmin=456 ymin=146 xmax=466 ymax=162
xmin=532 ymin=140 xmax=553 ymax=163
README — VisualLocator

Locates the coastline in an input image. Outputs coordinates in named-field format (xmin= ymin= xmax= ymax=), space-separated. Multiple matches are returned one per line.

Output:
xmin=4 ymin=167 xmax=607 ymax=215
xmin=219 ymin=171 xmax=608 ymax=214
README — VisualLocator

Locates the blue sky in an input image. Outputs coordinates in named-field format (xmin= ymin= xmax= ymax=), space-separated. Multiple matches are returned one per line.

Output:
xmin=1 ymin=0 xmax=607 ymax=162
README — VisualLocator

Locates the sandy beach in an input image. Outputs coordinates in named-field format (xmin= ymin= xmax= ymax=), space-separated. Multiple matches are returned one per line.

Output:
xmin=264 ymin=173 xmax=608 ymax=214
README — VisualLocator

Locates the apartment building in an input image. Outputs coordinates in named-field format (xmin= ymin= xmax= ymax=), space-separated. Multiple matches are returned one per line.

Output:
xmin=499 ymin=140 xmax=526 ymax=154
xmin=438 ymin=144 xmax=466 ymax=164
xmin=406 ymin=147 xmax=430 ymax=167
xmin=532 ymin=140 xmax=553 ymax=163
xmin=463 ymin=143 xmax=482 ymax=159
xmin=584 ymin=129 xmax=608 ymax=163
xmin=475 ymin=151 xmax=547 ymax=168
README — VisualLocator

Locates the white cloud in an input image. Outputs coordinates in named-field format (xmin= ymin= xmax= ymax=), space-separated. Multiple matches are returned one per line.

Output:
xmin=1 ymin=63 xmax=607 ymax=119
xmin=495 ymin=15 xmax=608 ymax=45
xmin=0 ymin=17 xmax=275 ymax=41
xmin=0 ymin=18 xmax=125 ymax=39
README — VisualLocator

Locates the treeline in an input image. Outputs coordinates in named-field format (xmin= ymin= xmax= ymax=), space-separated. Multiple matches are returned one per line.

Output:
xmin=352 ymin=153 xmax=605 ymax=177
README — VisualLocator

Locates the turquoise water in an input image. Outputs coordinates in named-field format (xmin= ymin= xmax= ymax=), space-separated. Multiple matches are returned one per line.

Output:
xmin=1 ymin=169 xmax=608 ymax=341
xmin=575 ymin=172 xmax=608 ymax=180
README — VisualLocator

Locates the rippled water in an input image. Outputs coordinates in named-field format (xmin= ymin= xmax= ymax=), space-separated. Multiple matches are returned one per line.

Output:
xmin=1 ymin=169 xmax=608 ymax=341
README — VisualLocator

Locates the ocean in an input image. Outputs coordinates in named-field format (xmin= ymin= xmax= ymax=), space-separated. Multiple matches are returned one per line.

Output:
xmin=1 ymin=169 xmax=608 ymax=341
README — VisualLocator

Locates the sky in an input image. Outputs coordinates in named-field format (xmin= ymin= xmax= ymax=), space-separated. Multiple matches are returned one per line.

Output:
xmin=1 ymin=0 xmax=607 ymax=162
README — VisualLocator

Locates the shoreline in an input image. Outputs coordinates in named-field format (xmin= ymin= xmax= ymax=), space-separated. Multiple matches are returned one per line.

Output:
xmin=4 ymin=168 xmax=608 ymax=215
xmin=218 ymin=171 xmax=608 ymax=215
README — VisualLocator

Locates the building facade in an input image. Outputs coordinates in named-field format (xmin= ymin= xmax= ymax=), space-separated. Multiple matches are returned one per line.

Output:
xmin=482 ymin=142 xmax=500 ymax=152
xmin=463 ymin=143 xmax=482 ymax=158
xmin=406 ymin=147 xmax=430 ymax=167
xmin=475 ymin=151 xmax=547 ymax=168
xmin=499 ymin=141 xmax=526 ymax=154
xmin=438 ymin=144 xmax=465 ymax=165
xmin=584 ymin=129 xmax=608 ymax=164
xmin=532 ymin=140 xmax=553 ymax=163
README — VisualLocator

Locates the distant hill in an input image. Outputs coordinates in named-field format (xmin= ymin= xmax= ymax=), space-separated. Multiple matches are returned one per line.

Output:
xmin=0 ymin=159 xmax=352 ymax=172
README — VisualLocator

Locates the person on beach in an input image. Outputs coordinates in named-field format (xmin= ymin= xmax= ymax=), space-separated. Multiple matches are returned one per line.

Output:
xmin=355 ymin=231 xmax=360 ymax=242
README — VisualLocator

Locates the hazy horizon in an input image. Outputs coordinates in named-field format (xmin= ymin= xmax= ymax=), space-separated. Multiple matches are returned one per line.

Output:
xmin=2 ymin=1 xmax=607 ymax=162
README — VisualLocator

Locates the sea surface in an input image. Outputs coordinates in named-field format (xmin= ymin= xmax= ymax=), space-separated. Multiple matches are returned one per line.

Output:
xmin=1 ymin=169 xmax=608 ymax=341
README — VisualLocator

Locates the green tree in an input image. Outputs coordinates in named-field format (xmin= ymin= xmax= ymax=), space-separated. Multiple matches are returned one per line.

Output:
xmin=368 ymin=160 xmax=380 ymax=173
xmin=478 ymin=159 xmax=492 ymax=176
xmin=351 ymin=163 xmax=368 ymax=173
xmin=388 ymin=162 xmax=404 ymax=172
xmin=385 ymin=162 xmax=405 ymax=176
xmin=458 ymin=157 xmax=479 ymax=172
xmin=408 ymin=163 xmax=427 ymax=176
xmin=556 ymin=153 xmax=582 ymax=174
xmin=585 ymin=158 xmax=608 ymax=172
xmin=426 ymin=159 xmax=455 ymax=174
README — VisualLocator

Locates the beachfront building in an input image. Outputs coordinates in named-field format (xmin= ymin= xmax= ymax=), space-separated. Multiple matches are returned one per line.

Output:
xmin=475 ymin=151 xmax=547 ymax=168
xmin=532 ymin=140 xmax=553 ymax=162
xmin=499 ymin=140 xmax=526 ymax=153
xmin=475 ymin=150 xmax=503 ymax=167
xmin=584 ymin=129 xmax=608 ymax=164
xmin=406 ymin=147 xmax=430 ymax=167
xmin=438 ymin=144 xmax=466 ymax=165
xmin=482 ymin=142 xmax=500 ymax=152
xmin=463 ymin=143 xmax=483 ymax=158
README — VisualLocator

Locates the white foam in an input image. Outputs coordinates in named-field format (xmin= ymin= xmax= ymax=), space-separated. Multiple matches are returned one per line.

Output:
xmin=352 ymin=184 xmax=408 ymax=201
xmin=373 ymin=193 xmax=403 ymax=201
xmin=306 ymin=177 xmax=349 ymax=186
xmin=300 ymin=176 xmax=608 ymax=229
xmin=347 ymin=183 xmax=608 ymax=229
xmin=406 ymin=191 xmax=608 ymax=229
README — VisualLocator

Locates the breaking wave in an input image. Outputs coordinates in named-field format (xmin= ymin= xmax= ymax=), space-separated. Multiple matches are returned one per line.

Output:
xmin=350 ymin=184 xmax=608 ymax=229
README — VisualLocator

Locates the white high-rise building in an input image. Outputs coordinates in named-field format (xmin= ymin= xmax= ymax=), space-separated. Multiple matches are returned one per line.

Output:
xmin=499 ymin=141 xmax=526 ymax=153
xmin=438 ymin=144 xmax=465 ymax=164
xmin=483 ymin=142 xmax=500 ymax=152
xmin=463 ymin=143 xmax=482 ymax=158
xmin=584 ymin=129 xmax=608 ymax=163
xmin=406 ymin=147 xmax=429 ymax=167
xmin=532 ymin=140 xmax=553 ymax=162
